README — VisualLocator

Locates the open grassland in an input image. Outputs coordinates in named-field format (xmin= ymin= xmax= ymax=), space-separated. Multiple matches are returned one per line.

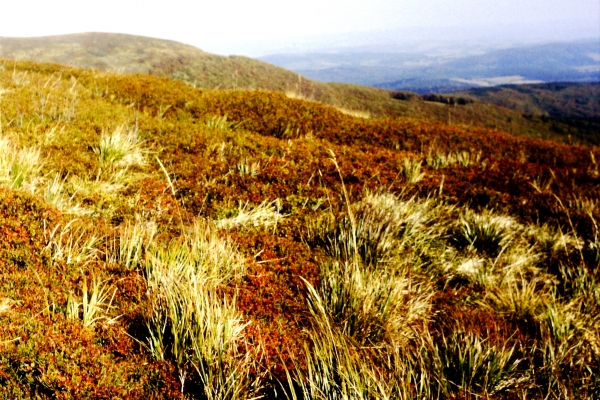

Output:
xmin=0 ymin=60 xmax=598 ymax=398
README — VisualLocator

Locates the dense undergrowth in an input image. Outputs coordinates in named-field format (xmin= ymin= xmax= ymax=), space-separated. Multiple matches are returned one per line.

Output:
xmin=0 ymin=60 xmax=598 ymax=398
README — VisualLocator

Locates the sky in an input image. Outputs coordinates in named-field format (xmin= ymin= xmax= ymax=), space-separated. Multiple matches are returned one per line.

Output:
xmin=2 ymin=0 xmax=599 ymax=56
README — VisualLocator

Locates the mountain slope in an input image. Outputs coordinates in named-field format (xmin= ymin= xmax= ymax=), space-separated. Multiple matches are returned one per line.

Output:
xmin=451 ymin=82 xmax=600 ymax=145
xmin=0 ymin=59 xmax=598 ymax=398
xmin=454 ymin=82 xmax=600 ymax=119
xmin=0 ymin=33 xmax=597 ymax=145
xmin=0 ymin=32 xmax=410 ymax=116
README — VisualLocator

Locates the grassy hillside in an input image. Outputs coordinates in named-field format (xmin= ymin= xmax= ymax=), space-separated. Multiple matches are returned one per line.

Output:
xmin=0 ymin=59 xmax=598 ymax=399
xmin=453 ymin=82 xmax=600 ymax=145
xmin=1 ymin=33 xmax=597 ymax=146
xmin=0 ymin=32 xmax=414 ymax=115
xmin=455 ymin=82 xmax=600 ymax=118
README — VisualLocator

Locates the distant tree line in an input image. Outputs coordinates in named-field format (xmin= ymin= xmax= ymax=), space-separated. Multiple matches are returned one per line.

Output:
xmin=390 ymin=91 xmax=418 ymax=101
xmin=421 ymin=94 xmax=474 ymax=105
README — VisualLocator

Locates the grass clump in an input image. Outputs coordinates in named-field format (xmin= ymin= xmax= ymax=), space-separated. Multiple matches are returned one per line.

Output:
xmin=452 ymin=209 xmax=515 ymax=256
xmin=307 ymin=261 xmax=432 ymax=347
xmin=216 ymin=199 xmax=285 ymax=230
xmin=235 ymin=158 xmax=261 ymax=177
xmin=0 ymin=298 xmax=13 ymax=315
xmin=483 ymin=276 xmax=549 ymax=322
xmin=203 ymin=114 xmax=240 ymax=131
xmin=142 ymin=219 xmax=261 ymax=396
xmin=439 ymin=331 xmax=522 ymax=396
xmin=43 ymin=220 xmax=101 ymax=268
xmin=66 ymin=273 xmax=118 ymax=328
xmin=115 ymin=217 xmax=157 ymax=270
xmin=426 ymin=149 xmax=481 ymax=169
xmin=324 ymin=192 xmax=441 ymax=267
xmin=42 ymin=172 xmax=88 ymax=214
xmin=94 ymin=124 xmax=147 ymax=167
xmin=285 ymin=303 xmax=390 ymax=399
xmin=401 ymin=157 xmax=425 ymax=184
xmin=146 ymin=220 xmax=247 ymax=287
xmin=0 ymin=135 xmax=42 ymax=190
xmin=335 ymin=106 xmax=371 ymax=119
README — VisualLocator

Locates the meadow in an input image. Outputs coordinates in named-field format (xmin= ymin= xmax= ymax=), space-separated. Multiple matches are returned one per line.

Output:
xmin=0 ymin=59 xmax=598 ymax=399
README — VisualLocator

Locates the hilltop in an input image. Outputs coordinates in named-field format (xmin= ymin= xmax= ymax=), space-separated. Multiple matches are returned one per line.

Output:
xmin=1 ymin=33 xmax=598 ymax=146
xmin=0 ymin=32 xmax=412 ymax=115
xmin=0 ymin=59 xmax=598 ymax=398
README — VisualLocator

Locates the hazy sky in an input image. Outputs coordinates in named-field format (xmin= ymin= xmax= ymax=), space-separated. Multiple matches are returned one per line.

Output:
xmin=3 ymin=0 xmax=599 ymax=55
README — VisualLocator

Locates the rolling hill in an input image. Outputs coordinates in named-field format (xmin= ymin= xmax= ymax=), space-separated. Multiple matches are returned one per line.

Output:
xmin=1 ymin=32 xmax=599 ymax=146
xmin=454 ymin=82 xmax=600 ymax=119
xmin=0 ymin=32 xmax=417 ymax=116
xmin=0 ymin=58 xmax=598 ymax=399
xmin=452 ymin=82 xmax=600 ymax=145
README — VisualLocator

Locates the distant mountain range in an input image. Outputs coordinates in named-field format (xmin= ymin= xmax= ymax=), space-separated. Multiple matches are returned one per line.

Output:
xmin=259 ymin=39 xmax=600 ymax=93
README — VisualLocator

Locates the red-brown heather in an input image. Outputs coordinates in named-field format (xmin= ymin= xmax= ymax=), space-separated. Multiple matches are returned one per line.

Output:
xmin=0 ymin=59 xmax=598 ymax=398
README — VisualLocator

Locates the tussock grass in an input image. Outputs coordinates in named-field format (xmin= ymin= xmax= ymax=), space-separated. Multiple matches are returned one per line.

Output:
xmin=426 ymin=149 xmax=457 ymax=169
xmin=306 ymin=264 xmax=433 ymax=347
xmin=0 ymin=298 xmax=13 ymax=315
xmin=146 ymin=220 xmax=247 ymax=287
xmin=235 ymin=158 xmax=261 ymax=177
xmin=217 ymin=199 xmax=285 ymax=230
xmin=534 ymin=294 xmax=600 ymax=397
xmin=66 ymin=273 xmax=118 ymax=328
xmin=141 ymin=218 xmax=260 ymax=396
xmin=291 ymin=190 xmax=443 ymax=397
xmin=426 ymin=149 xmax=481 ymax=169
xmin=203 ymin=114 xmax=240 ymax=131
xmin=401 ymin=157 xmax=425 ymax=184
xmin=43 ymin=220 xmax=101 ymax=268
xmin=453 ymin=209 xmax=516 ymax=256
xmin=324 ymin=192 xmax=441 ymax=267
xmin=66 ymin=168 xmax=146 ymax=217
xmin=43 ymin=172 xmax=87 ymax=214
xmin=116 ymin=217 xmax=157 ymax=271
xmin=455 ymin=150 xmax=482 ymax=167
xmin=94 ymin=124 xmax=147 ymax=167
xmin=569 ymin=195 xmax=597 ymax=216
xmin=335 ymin=107 xmax=371 ymax=119
xmin=439 ymin=331 xmax=522 ymax=396
xmin=530 ymin=173 xmax=555 ymax=194
xmin=285 ymin=314 xmax=389 ymax=399
xmin=483 ymin=276 xmax=549 ymax=321
xmin=291 ymin=277 xmax=441 ymax=399
xmin=284 ymin=90 xmax=315 ymax=103
xmin=454 ymin=256 xmax=493 ymax=285
xmin=0 ymin=135 xmax=42 ymax=190
xmin=11 ymin=69 xmax=30 ymax=87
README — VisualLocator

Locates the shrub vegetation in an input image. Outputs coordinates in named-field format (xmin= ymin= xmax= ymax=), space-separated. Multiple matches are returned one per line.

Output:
xmin=0 ymin=59 xmax=597 ymax=398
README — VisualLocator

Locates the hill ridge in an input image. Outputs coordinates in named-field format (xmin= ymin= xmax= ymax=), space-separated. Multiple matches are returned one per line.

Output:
xmin=1 ymin=32 xmax=598 ymax=146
